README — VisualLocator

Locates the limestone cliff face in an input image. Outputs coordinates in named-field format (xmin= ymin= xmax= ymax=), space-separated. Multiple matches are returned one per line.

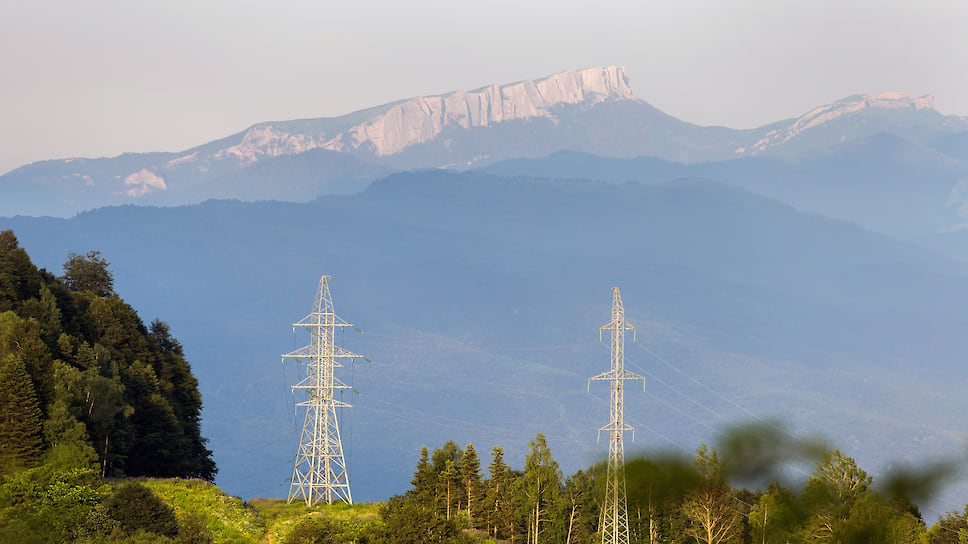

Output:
xmin=210 ymin=66 xmax=636 ymax=165
xmin=344 ymin=66 xmax=635 ymax=156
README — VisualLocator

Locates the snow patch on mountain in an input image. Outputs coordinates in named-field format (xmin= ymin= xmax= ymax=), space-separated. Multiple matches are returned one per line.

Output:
xmin=212 ymin=126 xmax=331 ymax=166
xmin=163 ymin=151 xmax=199 ymax=168
xmin=123 ymin=169 xmax=167 ymax=197
xmin=739 ymin=92 xmax=937 ymax=154
xmin=61 ymin=173 xmax=94 ymax=187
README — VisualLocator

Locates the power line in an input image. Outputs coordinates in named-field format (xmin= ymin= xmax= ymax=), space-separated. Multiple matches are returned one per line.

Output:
xmin=635 ymin=343 xmax=773 ymax=426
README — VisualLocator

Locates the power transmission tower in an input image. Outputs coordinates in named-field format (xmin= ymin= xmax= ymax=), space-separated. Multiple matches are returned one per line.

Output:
xmin=589 ymin=287 xmax=645 ymax=544
xmin=283 ymin=275 xmax=362 ymax=505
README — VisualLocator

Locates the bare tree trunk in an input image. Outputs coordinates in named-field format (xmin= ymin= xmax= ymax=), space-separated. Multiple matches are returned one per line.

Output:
xmin=761 ymin=502 xmax=768 ymax=544
xmin=647 ymin=500 xmax=659 ymax=544
xmin=567 ymin=503 xmax=577 ymax=544
xmin=101 ymin=433 xmax=110 ymax=478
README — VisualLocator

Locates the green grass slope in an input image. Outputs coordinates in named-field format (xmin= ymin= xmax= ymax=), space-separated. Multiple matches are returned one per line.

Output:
xmin=141 ymin=478 xmax=381 ymax=544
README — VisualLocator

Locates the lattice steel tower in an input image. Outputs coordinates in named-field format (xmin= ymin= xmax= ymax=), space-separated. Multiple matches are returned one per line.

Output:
xmin=589 ymin=287 xmax=645 ymax=544
xmin=283 ymin=276 xmax=362 ymax=505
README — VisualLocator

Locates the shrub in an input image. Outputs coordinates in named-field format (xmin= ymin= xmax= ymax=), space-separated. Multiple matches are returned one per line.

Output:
xmin=175 ymin=512 xmax=213 ymax=544
xmin=283 ymin=514 xmax=342 ymax=544
xmin=103 ymin=481 xmax=178 ymax=538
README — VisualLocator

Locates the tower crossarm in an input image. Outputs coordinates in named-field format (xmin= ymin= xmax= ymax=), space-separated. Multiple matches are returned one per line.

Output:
xmin=291 ymin=375 xmax=353 ymax=391
xmin=294 ymin=398 xmax=353 ymax=408
xmin=597 ymin=421 xmax=635 ymax=433
xmin=282 ymin=345 xmax=363 ymax=361
xmin=292 ymin=315 xmax=355 ymax=328
xmin=588 ymin=368 xmax=645 ymax=383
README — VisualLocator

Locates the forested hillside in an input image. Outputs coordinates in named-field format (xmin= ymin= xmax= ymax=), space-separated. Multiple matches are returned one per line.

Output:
xmin=0 ymin=229 xmax=215 ymax=479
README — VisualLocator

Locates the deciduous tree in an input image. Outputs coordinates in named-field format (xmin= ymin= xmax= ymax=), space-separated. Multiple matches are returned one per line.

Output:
xmin=521 ymin=433 xmax=562 ymax=544
xmin=681 ymin=444 xmax=743 ymax=544
xmin=62 ymin=250 xmax=114 ymax=298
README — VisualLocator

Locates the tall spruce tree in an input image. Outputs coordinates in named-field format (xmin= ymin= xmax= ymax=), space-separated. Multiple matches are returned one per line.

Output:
xmin=486 ymin=446 xmax=513 ymax=540
xmin=410 ymin=445 xmax=436 ymax=507
xmin=0 ymin=355 xmax=45 ymax=474
xmin=433 ymin=440 xmax=464 ymax=517
xmin=462 ymin=443 xmax=483 ymax=528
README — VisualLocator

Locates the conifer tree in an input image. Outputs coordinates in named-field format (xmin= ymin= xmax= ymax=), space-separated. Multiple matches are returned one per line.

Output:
xmin=442 ymin=459 xmax=458 ymax=520
xmin=462 ymin=443 xmax=483 ymax=528
xmin=410 ymin=445 xmax=436 ymax=507
xmin=486 ymin=446 xmax=513 ymax=539
xmin=433 ymin=440 xmax=464 ymax=517
xmin=0 ymin=355 xmax=45 ymax=474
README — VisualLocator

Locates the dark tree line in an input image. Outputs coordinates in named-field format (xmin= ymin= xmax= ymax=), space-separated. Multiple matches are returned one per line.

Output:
xmin=379 ymin=434 xmax=596 ymax=544
xmin=385 ymin=433 xmax=968 ymax=544
xmin=0 ymin=230 xmax=215 ymax=480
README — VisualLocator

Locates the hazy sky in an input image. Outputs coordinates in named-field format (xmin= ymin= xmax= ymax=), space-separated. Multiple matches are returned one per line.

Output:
xmin=1 ymin=0 xmax=966 ymax=175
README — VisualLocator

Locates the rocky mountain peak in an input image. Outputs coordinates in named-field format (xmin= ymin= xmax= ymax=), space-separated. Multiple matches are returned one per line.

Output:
xmin=212 ymin=66 xmax=637 ymax=164
xmin=739 ymin=92 xmax=939 ymax=155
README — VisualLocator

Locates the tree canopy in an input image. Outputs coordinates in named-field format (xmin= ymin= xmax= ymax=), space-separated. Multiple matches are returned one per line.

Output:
xmin=62 ymin=250 xmax=115 ymax=298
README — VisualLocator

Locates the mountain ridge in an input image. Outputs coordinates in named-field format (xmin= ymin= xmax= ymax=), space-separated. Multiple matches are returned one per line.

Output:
xmin=3 ymin=66 xmax=967 ymax=218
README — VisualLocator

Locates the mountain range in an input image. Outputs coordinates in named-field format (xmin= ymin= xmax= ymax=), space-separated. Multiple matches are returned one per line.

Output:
xmin=4 ymin=66 xmax=968 ymax=518
xmin=3 ymin=66 xmax=967 ymax=228
xmin=4 ymin=171 xmax=968 ymax=515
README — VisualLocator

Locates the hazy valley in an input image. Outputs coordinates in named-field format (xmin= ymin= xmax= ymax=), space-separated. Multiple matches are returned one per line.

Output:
xmin=4 ymin=66 xmax=968 ymax=538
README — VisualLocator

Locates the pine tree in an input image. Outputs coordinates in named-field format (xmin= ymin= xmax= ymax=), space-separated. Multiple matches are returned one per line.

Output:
xmin=462 ymin=443 xmax=483 ymax=528
xmin=410 ymin=445 xmax=436 ymax=507
xmin=0 ymin=355 xmax=45 ymax=474
xmin=433 ymin=440 xmax=464 ymax=518
xmin=486 ymin=446 xmax=512 ymax=539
